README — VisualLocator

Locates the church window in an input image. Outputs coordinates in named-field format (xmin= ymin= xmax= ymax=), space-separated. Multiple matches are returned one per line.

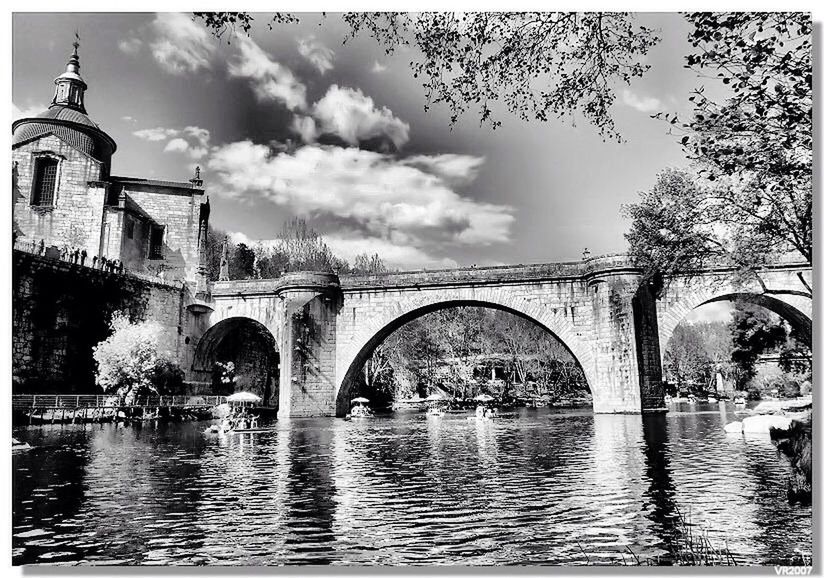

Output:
xmin=149 ymin=225 xmax=164 ymax=259
xmin=126 ymin=219 xmax=135 ymax=239
xmin=31 ymin=157 xmax=58 ymax=207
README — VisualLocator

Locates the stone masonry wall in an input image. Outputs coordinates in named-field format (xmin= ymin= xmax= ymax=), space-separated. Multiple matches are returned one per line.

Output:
xmin=13 ymin=134 xmax=105 ymax=256
xmin=121 ymin=186 xmax=204 ymax=283
xmin=12 ymin=250 xmax=185 ymax=394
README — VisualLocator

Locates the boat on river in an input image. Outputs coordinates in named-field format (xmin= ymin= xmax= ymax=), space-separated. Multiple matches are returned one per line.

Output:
xmin=12 ymin=437 xmax=32 ymax=452
xmin=349 ymin=397 xmax=373 ymax=419
xmin=425 ymin=393 xmax=446 ymax=417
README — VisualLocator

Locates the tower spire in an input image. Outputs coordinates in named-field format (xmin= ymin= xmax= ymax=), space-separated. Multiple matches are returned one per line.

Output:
xmin=51 ymin=33 xmax=88 ymax=113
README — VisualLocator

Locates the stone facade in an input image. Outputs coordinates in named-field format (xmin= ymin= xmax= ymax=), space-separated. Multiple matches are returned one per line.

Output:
xmin=12 ymin=250 xmax=188 ymax=393
xmin=13 ymin=134 xmax=106 ymax=256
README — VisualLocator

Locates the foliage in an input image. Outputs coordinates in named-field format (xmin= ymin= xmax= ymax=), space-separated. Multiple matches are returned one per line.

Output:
xmin=93 ymin=312 xmax=184 ymax=401
xmin=730 ymin=302 xmax=788 ymax=385
xmin=628 ymin=14 xmax=811 ymax=293
xmin=212 ymin=361 xmax=236 ymax=394
xmin=206 ymin=218 xmax=389 ymax=280
xmin=194 ymin=11 xmax=659 ymax=137
xmin=351 ymin=253 xmax=389 ymax=275
xmin=230 ymin=243 xmax=257 ymax=280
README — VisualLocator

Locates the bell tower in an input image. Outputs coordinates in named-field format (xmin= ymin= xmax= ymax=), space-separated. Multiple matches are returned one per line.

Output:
xmin=51 ymin=33 xmax=87 ymax=114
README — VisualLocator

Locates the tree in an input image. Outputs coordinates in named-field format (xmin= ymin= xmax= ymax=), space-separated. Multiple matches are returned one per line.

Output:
xmin=629 ymin=14 xmax=811 ymax=294
xmin=729 ymin=302 xmax=787 ymax=387
xmin=623 ymin=168 xmax=811 ymax=297
xmin=92 ymin=312 xmax=184 ymax=402
xmin=230 ymin=242 xmax=257 ymax=279
xmin=664 ymin=323 xmax=714 ymax=393
xmin=351 ymin=253 xmax=389 ymax=275
xmin=194 ymin=12 xmax=659 ymax=137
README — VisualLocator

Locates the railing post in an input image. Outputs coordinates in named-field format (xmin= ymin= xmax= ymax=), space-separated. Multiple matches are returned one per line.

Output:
xmin=32 ymin=394 xmax=37 ymax=408
xmin=76 ymin=395 xmax=80 ymax=408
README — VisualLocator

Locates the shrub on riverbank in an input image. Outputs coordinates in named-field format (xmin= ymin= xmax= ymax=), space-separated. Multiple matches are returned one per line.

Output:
xmin=771 ymin=416 xmax=812 ymax=504
xmin=93 ymin=312 xmax=184 ymax=402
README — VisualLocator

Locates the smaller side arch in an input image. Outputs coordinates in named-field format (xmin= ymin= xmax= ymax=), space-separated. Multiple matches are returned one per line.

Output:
xmin=658 ymin=289 xmax=812 ymax=359
xmin=192 ymin=316 xmax=280 ymax=406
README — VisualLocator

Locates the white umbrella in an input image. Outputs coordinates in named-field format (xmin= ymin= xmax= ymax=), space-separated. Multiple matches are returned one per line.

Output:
xmin=226 ymin=391 xmax=261 ymax=403
xmin=351 ymin=397 xmax=370 ymax=404
xmin=425 ymin=393 xmax=444 ymax=402
xmin=474 ymin=394 xmax=494 ymax=402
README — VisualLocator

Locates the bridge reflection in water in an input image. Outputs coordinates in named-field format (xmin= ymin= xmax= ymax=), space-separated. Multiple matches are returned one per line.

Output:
xmin=12 ymin=407 xmax=811 ymax=565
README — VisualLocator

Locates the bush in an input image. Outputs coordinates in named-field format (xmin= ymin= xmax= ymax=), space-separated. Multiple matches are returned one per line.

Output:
xmin=93 ymin=312 xmax=184 ymax=402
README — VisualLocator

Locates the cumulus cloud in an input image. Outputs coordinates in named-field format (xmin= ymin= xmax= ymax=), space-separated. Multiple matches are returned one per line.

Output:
xmin=149 ymin=13 xmax=215 ymax=75
xmin=401 ymin=154 xmax=485 ymax=187
xmin=134 ymin=127 xmax=179 ymax=141
xmin=135 ymin=125 xmax=211 ymax=160
xmin=12 ymin=102 xmax=44 ymax=120
xmin=298 ymin=85 xmax=410 ymax=149
xmin=371 ymin=61 xmax=387 ymax=74
xmin=297 ymin=35 xmax=335 ymax=75
xmin=118 ymin=37 xmax=143 ymax=55
xmin=206 ymin=142 xmax=513 ymax=246
xmin=621 ymin=89 xmax=663 ymax=113
xmin=228 ymin=36 xmax=307 ymax=111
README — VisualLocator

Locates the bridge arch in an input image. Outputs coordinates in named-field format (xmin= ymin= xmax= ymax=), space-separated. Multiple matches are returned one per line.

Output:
xmin=192 ymin=316 xmax=280 ymax=406
xmin=658 ymin=289 xmax=812 ymax=357
xmin=335 ymin=289 xmax=597 ymax=417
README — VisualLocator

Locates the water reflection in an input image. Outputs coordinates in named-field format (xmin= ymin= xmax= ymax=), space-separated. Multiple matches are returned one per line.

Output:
xmin=12 ymin=406 xmax=811 ymax=566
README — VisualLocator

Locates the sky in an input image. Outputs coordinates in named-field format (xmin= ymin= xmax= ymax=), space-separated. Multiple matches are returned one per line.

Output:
xmin=12 ymin=12 xmax=718 ymax=272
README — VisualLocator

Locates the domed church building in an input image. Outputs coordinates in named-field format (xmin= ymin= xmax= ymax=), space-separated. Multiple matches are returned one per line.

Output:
xmin=12 ymin=38 xmax=209 ymax=285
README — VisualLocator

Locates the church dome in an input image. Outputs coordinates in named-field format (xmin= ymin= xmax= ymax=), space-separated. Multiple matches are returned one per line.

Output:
xmin=11 ymin=38 xmax=116 ymax=168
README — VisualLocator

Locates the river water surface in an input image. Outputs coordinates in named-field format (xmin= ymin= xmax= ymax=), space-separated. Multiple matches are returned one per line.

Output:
xmin=12 ymin=403 xmax=812 ymax=566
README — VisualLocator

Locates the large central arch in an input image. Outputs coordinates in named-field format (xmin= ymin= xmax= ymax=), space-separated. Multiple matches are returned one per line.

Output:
xmin=335 ymin=290 xmax=598 ymax=417
xmin=192 ymin=316 xmax=280 ymax=406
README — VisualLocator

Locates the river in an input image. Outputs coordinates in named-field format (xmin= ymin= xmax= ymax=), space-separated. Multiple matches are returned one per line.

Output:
xmin=12 ymin=403 xmax=812 ymax=566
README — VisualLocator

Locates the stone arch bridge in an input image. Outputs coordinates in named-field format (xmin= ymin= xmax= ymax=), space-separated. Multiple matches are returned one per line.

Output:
xmin=189 ymin=254 xmax=811 ymax=418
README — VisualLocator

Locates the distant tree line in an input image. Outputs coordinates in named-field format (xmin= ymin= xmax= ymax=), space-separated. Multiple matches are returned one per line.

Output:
xmin=203 ymin=218 xmax=391 ymax=280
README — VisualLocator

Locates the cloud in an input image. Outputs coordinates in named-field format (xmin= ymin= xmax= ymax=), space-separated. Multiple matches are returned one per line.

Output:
xmin=134 ymin=127 xmax=179 ymax=141
xmin=621 ymin=89 xmax=662 ymax=113
xmin=297 ymin=35 xmax=335 ymax=75
xmin=401 ymin=154 xmax=485 ymax=187
xmin=118 ymin=37 xmax=143 ymax=55
xmin=228 ymin=36 xmax=307 ymax=111
xmin=371 ymin=61 xmax=387 ymax=74
xmin=326 ymin=234 xmax=457 ymax=270
xmin=121 ymin=115 xmax=138 ymax=124
xmin=206 ymin=142 xmax=514 ymax=247
xmin=149 ymin=12 xmax=215 ymax=75
xmin=298 ymin=85 xmax=410 ymax=149
xmin=135 ymin=125 xmax=211 ymax=160
xmin=12 ymin=102 xmax=44 ymax=120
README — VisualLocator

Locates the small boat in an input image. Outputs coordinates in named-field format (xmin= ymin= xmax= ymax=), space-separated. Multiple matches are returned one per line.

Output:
xmin=427 ymin=407 xmax=444 ymax=418
xmin=349 ymin=397 xmax=373 ymax=419
xmin=734 ymin=397 xmax=747 ymax=406
xmin=12 ymin=438 xmax=32 ymax=452
xmin=707 ymin=397 xmax=718 ymax=404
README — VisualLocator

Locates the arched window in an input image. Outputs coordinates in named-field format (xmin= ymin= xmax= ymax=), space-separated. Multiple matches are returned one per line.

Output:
xmin=31 ymin=157 xmax=59 ymax=207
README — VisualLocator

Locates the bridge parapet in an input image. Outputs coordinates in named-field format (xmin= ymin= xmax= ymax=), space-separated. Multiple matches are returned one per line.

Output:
xmin=212 ymin=271 xmax=340 ymax=297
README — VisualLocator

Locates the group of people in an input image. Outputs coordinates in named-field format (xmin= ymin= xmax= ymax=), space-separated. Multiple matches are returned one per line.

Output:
xmin=22 ymin=238 xmax=126 ymax=273
xmin=475 ymin=405 xmax=498 ymax=419
xmin=220 ymin=408 xmax=259 ymax=432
